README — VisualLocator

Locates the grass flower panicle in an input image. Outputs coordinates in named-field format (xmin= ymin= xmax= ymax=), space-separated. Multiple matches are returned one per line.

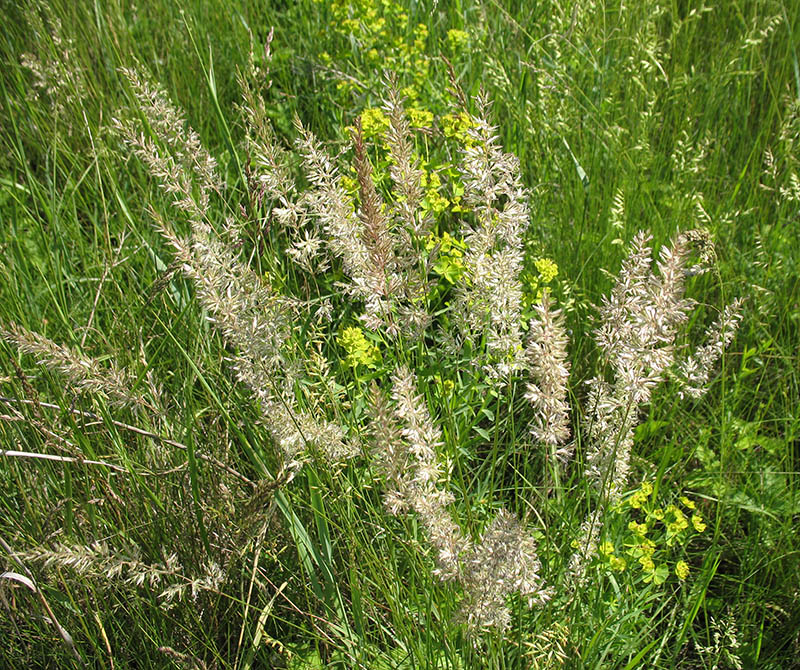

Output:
xmin=115 ymin=71 xmax=354 ymax=471
xmin=20 ymin=5 xmax=87 ymax=129
xmin=380 ymin=366 xmax=468 ymax=577
xmin=383 ymin=84 xmax=427 ymax=236
xmin=115 ymin=68 xmax=220 ymax=219
xmin=457 ymin=509 xmax=551 ymax=632
xmin=371 ymin=366 xmax=549 ymax=631
xmin=2 ymin=323 xmax=142 ymax=409
xmin=676 ymin=298 xmax=745 ymax=399
xmin=524 ymin=291 xmax=572 ymax=456
xmin=455 ymin=96 xmax=529 ymax=380
xmin=585 ymin=230 xmax=735 ymax=501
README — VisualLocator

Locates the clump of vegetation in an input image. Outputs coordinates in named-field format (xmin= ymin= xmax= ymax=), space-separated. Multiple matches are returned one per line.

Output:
xmin=1 ymin=1 xmax=798 ymax=668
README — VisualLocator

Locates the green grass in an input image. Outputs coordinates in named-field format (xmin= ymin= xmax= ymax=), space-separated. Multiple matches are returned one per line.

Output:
xmin=1 ymin=0 xmax=799 ymax=668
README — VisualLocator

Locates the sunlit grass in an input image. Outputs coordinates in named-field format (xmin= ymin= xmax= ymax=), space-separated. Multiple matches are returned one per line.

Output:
xmin=1 ymin=1 xmax=798 ymax=668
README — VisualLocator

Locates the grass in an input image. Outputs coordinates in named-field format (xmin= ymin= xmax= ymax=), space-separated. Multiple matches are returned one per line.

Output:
xmin=1 ymin=0 xmax=799 ymax=668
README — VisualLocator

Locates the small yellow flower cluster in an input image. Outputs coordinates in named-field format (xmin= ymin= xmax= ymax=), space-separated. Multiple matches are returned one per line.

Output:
xmin=408 ymin=108 xmax=434 ymax=129
xmin=441 ymin=111 xmax=476 ymax=144
xmin=598 ymin=541 xmax=627 ymax=572
xmin=628 ymin=481 xmax=652 ymax=509
xmin=446 ymin=29 xmax=469 ymax=52
xmin=534 ymin=258 xmax=559 ymax=284
xmin=420 ymin=170 xmax=450 ymax=215
xmin=522 ymin=258 xmax=560 ymax=311
xmin=338 ymin=326 xmax=382 ymax=369
xmin=600 ymin=482 xmax=708 ymax=585
xmin=318 ymin=0 xmax=433 ymax=100
xmin=433 ymin=373 xmax=455 ymax=395
xmin=360 ymin=107 xmax=391 ymax=138
xmin=628 ymin=520 xmax=648 ymax=536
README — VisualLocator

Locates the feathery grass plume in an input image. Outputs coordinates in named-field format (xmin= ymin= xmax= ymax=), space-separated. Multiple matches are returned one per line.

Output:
xmin=18 ymin=541 xmax=225 ymax=606
xmin=351 ymin=118 xmax=404 ymax=332
xmin=385 ymin=365 xmax=467 ymax=577
xmin=583 ymin=378 xmax=636 ymax=501
xmin=676 ymin=298 xmax=744 ymax=399
xmin=524 ymin=291 xmax=571 ymax=458
xmin=19 ymin=542 xmax=180 ymax=590
xmin=114 ymin=68 xmax=218 ymax=222
xmin=2 ymin=323 xmax=143 ymax=409
xmin=587 ymin=231 xmax=702 ymax=497
xmin=367 ymin=382 xmax=406 ymax=509
xmin=456 ymin=94 xmax=528 ymax=380
xmin=457 ymin=509 xmax=551 ymax=632
xmin=119 ymin=68 xmax=219 ymax=203
xmin=377 ymin=89 xmax=433 ymax=336
xmin=117 ymin=70 xmax=353 ymax=470
xmin=761 ymin=95 xmax=800 ymax=210
xmin=182 ymin=201 xmax=353 ymax=469
xmin=695 ymin=609 xmax=745 ymax=670
xmin=294 ymin=121 xmax=373 ymax=284
xmin=383 ymin=83 xmax=428 ymax=237
xmin=20 ymin=2 xmax=87 ymax=127
xmin=570 ymin=230 xmax=741 ymax=582
xmin=371 ymin=367 xmax=549 ymax=632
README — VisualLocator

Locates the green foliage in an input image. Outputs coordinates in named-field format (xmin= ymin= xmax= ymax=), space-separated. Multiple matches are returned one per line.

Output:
xmin=0 ymin=0 xmax=799 ymax=668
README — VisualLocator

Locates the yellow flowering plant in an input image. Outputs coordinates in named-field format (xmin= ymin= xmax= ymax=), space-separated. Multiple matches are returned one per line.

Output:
xmin=338 ymin=326 xmax=382 ymax=369
xmin=597 ymin=481 xmax=710 ymax=585
xmin=313 ymin=0 xmax=441 ymax=102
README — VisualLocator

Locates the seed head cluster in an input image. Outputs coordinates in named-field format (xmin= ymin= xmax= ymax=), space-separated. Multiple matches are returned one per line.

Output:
xmin=371 ymin=366 xmax=550 ymax=632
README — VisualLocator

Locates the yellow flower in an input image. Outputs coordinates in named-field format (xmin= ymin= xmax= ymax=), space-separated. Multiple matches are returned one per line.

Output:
xmin=441 ymin=111 xmax=475 ymax=141
xmin=628 ymin=521 xmax=648 ymax=536
xmin=427 ymin=192 xmax=449 ymax=214
xmin=340 ymin=174 xmax=358 ymax=196
xmin=342 ymin=18 xmax=360 ymax=34
xmin=534 ymin=258 xmax=559 ymax=284
xmin=610 ymin=555 xmax=627 ymax=572
xmin=360 ymin=107 xmax=390 ymax=138
xmin=408 ymin=107 xmax=433 ymax=129
xmin=691 ymin=514 xmax=707 ymax=533
xmin=446 ymin=29 xmax=469 ymax=51
xmin=599 ymin=541 xmax=615 ymax=556
xmin=338 ymin=326 xmax=381 ymax=369
xmin=667 ymin=506 xmax=689 ymax=533
xmin=629 ymin=482 xmax=653 ymax=509
xmin=680 ymin=496 xmax=696 ymax=509
xmin=639 ymin=555 xmax=655 ymax=572
xmin=638 ymin=539 xmax=656 ymax=556
xmin=400 ymin=85 xmax=418 ymax=100
xmin=675 ymin=560 xmax=690 ymax=580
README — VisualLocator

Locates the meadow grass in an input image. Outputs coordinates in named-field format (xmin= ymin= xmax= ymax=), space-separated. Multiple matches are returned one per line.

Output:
xmin=1 ymin=0 xmax=799 ymax=668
